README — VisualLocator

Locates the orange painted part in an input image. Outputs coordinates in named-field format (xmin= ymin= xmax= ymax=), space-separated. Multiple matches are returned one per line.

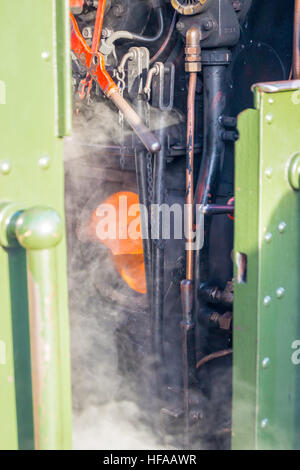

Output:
xmin=70 ymin=0 xmax=84 ymax=7
xmin=70 ymin=0 xmax=84 ymax=13
xmin=80 ymin=0 xmax=106 ymax=100
xmin=92 ymin=0 xmax=106 ymax=52
xmin=70 ymin=12 xmax=117 ymax=96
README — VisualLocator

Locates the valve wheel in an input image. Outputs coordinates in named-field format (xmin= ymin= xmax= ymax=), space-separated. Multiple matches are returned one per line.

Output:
xmin=171 ymin=0 xmax=212 ymax=15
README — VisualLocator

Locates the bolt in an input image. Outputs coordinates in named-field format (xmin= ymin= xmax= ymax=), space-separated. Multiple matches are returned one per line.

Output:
xmin=0 ymin=160 xmax=11 ymax=175
xmin=82 ymin=27 xmax=93 ymax=39
xmin=278 ymin=222 xmax=287 ymax=233
xmin=265 ymin=167 xmax=273 ymax=178
xmin=268 ymin=98 xmax=274 ymax=104
xmin=41 ymin=51 xmax=50 ymax=61
xmin=265 ymin=113 xmax=274 ymax=124
xmin=262 ymin=357 xmax=270 ymax=368
xmin=276 ymin=287 xmax=285 ymax=299
xmin=38 ymin=155 xmax=51 ymax=170
xmin=264 ymin=232 xmax=272 ymax=243
xmin=176 ymin=21 xmax=185 ymax=32
xmin=264 ymin=296 xmax=271 ymax=307
xmin=102 ymin=27 xmax=113 ymax=39
xmin=203 ymin=20 xmax=213 ymax=31
xmin=261 ymin=418 xmax=269 ymax=429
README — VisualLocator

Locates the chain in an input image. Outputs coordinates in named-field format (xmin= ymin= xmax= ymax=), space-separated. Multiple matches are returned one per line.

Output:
xmin=115 ymin=67 xmax=126 ymax=169
xmin=146 ymin=152 xmax=154 ymax=205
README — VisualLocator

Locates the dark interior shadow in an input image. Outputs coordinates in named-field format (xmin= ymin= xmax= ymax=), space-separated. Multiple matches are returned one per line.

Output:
xmin=7 ymin=247 xmax=34 ymax=450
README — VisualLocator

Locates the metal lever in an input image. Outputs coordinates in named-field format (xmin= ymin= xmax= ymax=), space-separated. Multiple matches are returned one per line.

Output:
xmin=0 ymin=203 xmax=64 ymax=450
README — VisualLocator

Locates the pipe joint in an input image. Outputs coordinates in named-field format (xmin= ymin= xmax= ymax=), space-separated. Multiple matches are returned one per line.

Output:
xmin=185 ymin=27 xmax=201 ymax=73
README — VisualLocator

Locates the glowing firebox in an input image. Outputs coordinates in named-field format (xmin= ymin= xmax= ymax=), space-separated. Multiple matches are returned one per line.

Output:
xmin=89 ymin=191 xmax=146 ymax=294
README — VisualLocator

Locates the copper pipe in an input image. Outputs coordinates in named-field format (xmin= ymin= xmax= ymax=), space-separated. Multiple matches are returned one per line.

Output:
xmin=294 ymin=0 xmax=300 ymax=79
xmin=150 ymin=11 xmax=177 ymax=65
xmin=196 ymin=349 xmax=233 ymax=369
xmin=186 ymin=72 xmax=197 ymax=281
xmin=181 ymin=27 xmax=201 ymax=449
xmin=185 ymin=27 xmax=201 ymax=281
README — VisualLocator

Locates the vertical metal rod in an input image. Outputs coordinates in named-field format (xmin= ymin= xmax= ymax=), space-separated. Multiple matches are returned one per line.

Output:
xmin=135 ymin=149 xmax=153 ymax=310
xmin=194 ymin=56 xmax=229 ymax=365
xmin=180 ymin=279 xmax=195 ymax=448
xmin=151 ymin=122 xmax=167 ymax=373
xmin=134 ymin=95 xmax=153 ymax=311
xmin=195 ymin=63 xmax=228 ymax=207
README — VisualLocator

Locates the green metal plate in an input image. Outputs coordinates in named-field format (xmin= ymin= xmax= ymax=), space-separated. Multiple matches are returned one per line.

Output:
xmin=0 ymin=0 xmax=72 ymax=449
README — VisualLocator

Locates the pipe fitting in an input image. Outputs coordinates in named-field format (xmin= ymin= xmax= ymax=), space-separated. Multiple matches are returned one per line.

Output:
xmin=185 ymin=27 xmax=201 ymax=73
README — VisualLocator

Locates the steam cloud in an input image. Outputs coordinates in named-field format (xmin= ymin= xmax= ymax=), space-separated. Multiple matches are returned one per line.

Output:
xmin=64 ymin=100 xmax=173 ymax=450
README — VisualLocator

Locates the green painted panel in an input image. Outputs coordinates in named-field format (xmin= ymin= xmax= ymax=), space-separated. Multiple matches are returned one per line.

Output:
xmin=233 ymin=84 xmax=300 ymax=450
xmin=232 ymin=108 xmax=260 ymax=450
xmin=0 ymin=0 xmax=72 ymax=449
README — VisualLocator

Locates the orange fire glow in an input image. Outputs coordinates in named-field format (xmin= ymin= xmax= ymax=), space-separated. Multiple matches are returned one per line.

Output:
xmin=88 ymin=191 xmax=146 ymax=294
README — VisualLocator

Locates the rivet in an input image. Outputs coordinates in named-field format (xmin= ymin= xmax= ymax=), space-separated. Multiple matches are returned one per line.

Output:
xmin=278 ymin=222 xmax=287 ymax=233
xmin=0 ymin=160 xmax=11 ymax=175
xmin=264 ymin=296 xmax=271 ymax=307
xmin=264 ymin=232 xmax=272 ymax=243
xmin=41 ymin=51 xmax=50 ymax=61
xmin=262 ymin=357 xmax=270 ymax=368
xmin=265 ymin=167 xmax=273 ymax=178
xmin=266 ymin=113 xmax=274 ymax=124
xmin=268 ymin=98 xmax=274 ymax=104
xmin=261 ymin=418 xmax=269 ymax=429
xmin=38 ymin=155 xmax=51 ymax=170
xmin=276 ymin=287 xmax=285 ymax=299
